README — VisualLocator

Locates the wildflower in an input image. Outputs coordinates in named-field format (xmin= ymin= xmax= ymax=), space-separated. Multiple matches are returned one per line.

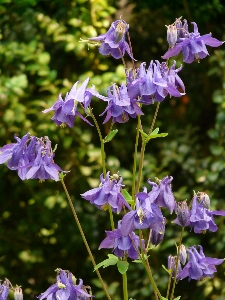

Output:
xmin=177 ymin=245 xmax=224 ymax=281
xmin=162 ymin=19 xmax=224 ymax=63
xmin=89 ymin=19 xmax=134 ymax=59
xmin=121 ymin=190 xmax=165 ymax=236
xmin=128 ymin=60 xmax=185 ymax=105
xmin=42 ymin=78 xmax=93 ymax=127
xmin=38 ymin=269 xmax=92 ymax=300
xmin=189 ymin=193 xmax=225 ymax=233
xmin=173 ymin=201 xmax=190 ymax=227
xmin=0 ymin=134 xmax=65 ymax=181
xmin=99 ymin=220 xmax=141 ymax=259
xmin=147 ymin=176 xmax=176 ymax=214
xmin=81 ymin=172 xmax=131 ymax=213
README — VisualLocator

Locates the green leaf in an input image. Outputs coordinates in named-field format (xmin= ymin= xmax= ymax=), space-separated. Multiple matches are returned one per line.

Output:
xmin=161 ymin=297 xmax=168 ymax=300
xmin=104 ymin=129 xmax=118 ymax=142
xmin=162 ymin=264 xmax=171 ymax=274
xmin=94 ymin=254 xmax=118 ymax=271
xmin=139 ymin=129 xmax=149 ymax=139
xmin=139 ymin=128 xmax=168 ymax=143
xmin=150 ymin=128 xmax=159 ymax=135
xmin=174 ymin=297 xmax=181 ymax=300
xmin=149 ymin=133 xmax=168 ymax=140
xmin=121 ymin=189 xmax=134 ymax=205
xmin=117 ymin=260 xmax=129 ymax=274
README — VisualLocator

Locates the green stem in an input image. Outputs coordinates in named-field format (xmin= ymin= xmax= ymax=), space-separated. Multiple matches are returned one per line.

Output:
xmin=166 ymin=272 xmax=172 ymax=299
xmin=122 ymin=270 xmax=128 ymax=300
xmin=89 ymin=109 xmax=115 ymax=230
xmin=61 ymin=178 xmax=111 ymax=300
xmin=135 ymin=102 xmax=160 ymax=194
xmin=132 ymin=114 xmax=141 ymax=203
xmin=89 ymin=109 xmax=106 ymax=177
xmin=170 ymin=227 xmax=184 ymax=300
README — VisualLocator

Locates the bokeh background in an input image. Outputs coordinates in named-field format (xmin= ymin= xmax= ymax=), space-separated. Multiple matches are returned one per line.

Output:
xmin=1 ymin=0 xmax=225 ymax=299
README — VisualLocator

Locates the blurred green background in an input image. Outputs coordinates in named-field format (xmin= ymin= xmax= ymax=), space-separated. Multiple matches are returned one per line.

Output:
xmin=0 ymin=0 xmax=225 ymax=299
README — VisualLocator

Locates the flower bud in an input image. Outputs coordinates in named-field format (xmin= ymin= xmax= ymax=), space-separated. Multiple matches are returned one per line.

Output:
xmin=14 ymin=287 xmax=23 ymax=300
xmin=166 ymin=24 xmax=177 ymax=48
xmin=178 ymin=244 xmax=187 ymax=265
xmin=176 ymin=201 xmax=190 ymax=226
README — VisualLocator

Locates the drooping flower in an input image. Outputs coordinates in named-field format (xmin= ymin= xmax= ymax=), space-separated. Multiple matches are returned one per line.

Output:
xmin=81 ymin=172 xmax=131 ymax=213
xmin=96 ymin=83 xmax=143 ymax=124
xmin=0 ymin=134 xmax=65 ymax=181
xmin=89 ymin=19 xmax=134 ymax=59
xmin=42 ymin=78 xmax=93 ymax=127
xmin=127 ymin=60 xmax=185 ymax=105
xmin=162 ymin=18 xmax=224 ymax=63
xmin=189 ymin=193 xmax=225 ymax=233
xmin=173 ymin=201 xmax=190 ymax=227
xmin=147 ymin=176 xmax=176 ymax=214
xmin=177 ymin=245 xmax=224 ymax=281
xmin=121 ymin=190 xmax=165 ymax=236
xmin=99 ymin=220 xmax=141 ymax=259
xmin=150 ymin=219 xmax=166 ymax=246
xmin=38 ymin=269 xmax=93 ymax=300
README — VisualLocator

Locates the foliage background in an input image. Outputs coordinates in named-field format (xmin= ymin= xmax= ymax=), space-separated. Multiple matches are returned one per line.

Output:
xmin=0 ymin=0 xmax=225 ymax=299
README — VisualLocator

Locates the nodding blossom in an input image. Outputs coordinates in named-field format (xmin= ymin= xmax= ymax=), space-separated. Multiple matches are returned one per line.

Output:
xmin=0 ymin=134 xmax=65 ymax=181
xmin=38 ymin=269 xmax=93 ymax=300
xmin=162 ymin=18 xmax=224 ymax=63
xmin=89 ymin=19 xmax=134 ymax=59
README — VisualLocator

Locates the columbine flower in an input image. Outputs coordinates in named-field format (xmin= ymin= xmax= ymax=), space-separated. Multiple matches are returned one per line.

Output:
xmin=173 ymin=201 xmax=190 ymax=227
xmin=0 ymin=134 xmax=65 ymax=181
xmin=97 ymin=83 xmax=143 ymax=124
xmin=81 ymin=172 xmax=131 ymax=213
xmin=99 ymin=220 xmax=140 ymax=259
xmin=189 ymin=193 xmax=225 ymax=233
xmin=147 ymin=176 xmax=176 ymax=214
xmin=121 ymin=190 xmax=165 ymax=236
xmin=89 ymin=19 xmax=134 ymax=59
xmin=0 ymin=279 xmax=9 ymax=300
xmin=127 ymin=60 xmax=185 ymax=105
xmin=177 ymin=245 xmax=224 ymax=281
xmin=162 ymin=18 xmax=224 ymax=63
xmin=42 ymin=78 xmax=93 ymax=127
xmin=168 ymin=255 xmax=182 ymax=278
xmin=38 ymin=269 xmax=92 ymax=300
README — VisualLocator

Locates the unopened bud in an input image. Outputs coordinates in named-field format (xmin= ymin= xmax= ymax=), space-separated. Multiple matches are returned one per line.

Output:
xmin=166 ymin=24 xmax=177 ymax=48
xmin=176 ymin=201 xmax=190 ymax=226
xmin=14 ymin=287 xmax=23 ymax=300
xmin=178 ymin=244 xmax=187 ymax=265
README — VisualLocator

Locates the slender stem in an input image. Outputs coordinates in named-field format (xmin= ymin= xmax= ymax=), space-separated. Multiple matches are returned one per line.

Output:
xmin=170 ymin=227 xmax=184 ymax=300
xmin=89 ymin=109 xmax=106 ymax=177
xmin=127 ymin=31 xmax=135 ymax=71
xmin=122 ymin=269 xmax=128 ymax=300
xmin=61 ymin=178 xmax=111 ymax=300
xmin=135 ymin=102 xmax=160 ymax=194
xmin=132 ymin=114 xmax=141 ymax=203
xmin=166 ymin=272 xmax=173 ymax=299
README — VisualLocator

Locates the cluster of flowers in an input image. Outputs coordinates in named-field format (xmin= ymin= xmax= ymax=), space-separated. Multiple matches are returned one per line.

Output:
xmin=81 ymin=172 xmax=225 ymax=280
xmin=0 ymin=133 xmax=64 ymax=181
xmin=164 ymin=17 xmax=224 ymax=63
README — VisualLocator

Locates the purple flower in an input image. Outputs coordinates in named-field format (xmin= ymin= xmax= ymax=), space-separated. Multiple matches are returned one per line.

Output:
xmin=168 ymin=255 xmax=182 ymax=278
xmin=179 ymin=244 xmax=187 ymax=265
xmin=81 ymin=172 xmax=131 ymax=213
xmin=0 ymin=134 xmax=65 ymax=181
xmin=150 ymin=219 xmax=166 ymax=246
xmin=42 ymin=78 xmax=93 ymax=127
xmin=173 ymin=201 xmax=190 ymax=227
xmin=89 ymin=19 xmax=134 ymax=59
xmin=121 ymin=189 xmax=165 ymax=236
xmin=0 ymin=280 xmax=9 ymax=300
xmin=99 ymin=221 xmax=141 ymax=259
xmin=189 ymin=193 xmax=225 ymax=233
xmin=38 ymin=269 xmax=93 ymax=300
xmin=162 ymin=19 xmax=224 ymax=63
xmin=96 ymin=83 xmax=143 ymax=124
xmin=147 ymin=176 xmax=176 ymax=214
xmin=128 ymin=61 xmax=185 ymax=105
xmin=177 ymin=245 xmax=224 ymax=281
